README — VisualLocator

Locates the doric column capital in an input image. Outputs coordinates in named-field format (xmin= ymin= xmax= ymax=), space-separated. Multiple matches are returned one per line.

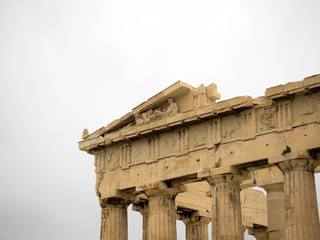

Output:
xmin=200 ymin=165 xmax=250 ymax=187
xmin=278 ymin=158 xmax=319 ymax=174
xmin=206 ymin=170 xmax=245 ymax=239
xmin=140 ymin=181 xmax=187 ymax=198
xmin=99 ymin=197 xmax=129 ymax=208
xmin=143 ymin=181 xmax=182 ymax=240
xmin=206 ymin=173 xmax=245 ymax=186
xmin=99 ymin=189 xmax=136 ymax=207
xmin=99 ymin=196 xmax=129 ymax=240
xmin=182 ymin=215 xmax=211 ymax=225
xmin=180 ymin=211 xmax=211 ymax=240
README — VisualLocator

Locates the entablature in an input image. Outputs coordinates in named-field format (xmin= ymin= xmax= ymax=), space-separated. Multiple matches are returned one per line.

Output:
xmin=80 ymin=74 xmax=320 ymax=154
xmin=82 ymin=74 xmax=320 ymax=195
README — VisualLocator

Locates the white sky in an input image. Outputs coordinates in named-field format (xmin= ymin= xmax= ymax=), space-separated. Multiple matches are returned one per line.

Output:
xmin=0 ymin=0 xmax=319 ymax=239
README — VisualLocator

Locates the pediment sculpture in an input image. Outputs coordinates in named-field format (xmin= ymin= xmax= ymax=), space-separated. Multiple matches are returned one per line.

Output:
xmin=134 ymin=97 xmax=179 ymax=125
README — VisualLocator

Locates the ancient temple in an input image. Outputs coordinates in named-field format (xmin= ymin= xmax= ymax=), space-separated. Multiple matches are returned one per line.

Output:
xmin=79 ymin=74 xmax=320 ymax=240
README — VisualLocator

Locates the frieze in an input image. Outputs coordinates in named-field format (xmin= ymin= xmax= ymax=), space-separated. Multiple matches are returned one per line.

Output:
xmin=177 ymin=127 xmax=190 ymax=154
xmin=241 ymin=109 xmax=256 ymax=139
xmin=277 ymin=100 xmax=293 ymax=131
xmin=256 ymin=107 xmax=277 ymax=133
xmin=189 ymin=124 xmax=207 ymax=149
xmin=131 ymin=139 xmax=148 ymax=165
xmin=120 ymin=142 xmax=131 ymax=168
xmin=221 ymin=115 xmax=241 ymax=141
xmin=208 ymin=118 xmax=222 ymax=147
xmin=79 ymin=75 xmax=320 ymax=166
xmin=293 ymin=94 xmax=317 ymax=125
xmin=148 ymin=135 xmax=160 ymax=162
xmin=159 ymin=131 xmax=177 ymax=157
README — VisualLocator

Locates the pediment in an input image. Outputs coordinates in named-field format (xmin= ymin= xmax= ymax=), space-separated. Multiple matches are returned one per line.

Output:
xmin=82 ymin=80 xmax=221 ymax=140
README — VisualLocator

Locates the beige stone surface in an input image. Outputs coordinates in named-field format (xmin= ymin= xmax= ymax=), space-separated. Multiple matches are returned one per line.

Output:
xmin=175 ymin=182 xmax=211 ymax=218
xmin=176 ymin=182 xmax=267 ymax=228
xmin=263 ymin=183 xmax=285 ymax=240
xmin=79 ymin=74 xmax=320 ymax=240
xmin=207 ymin=174 xmax=244 ymax=240
xmin=144 ymin=183 xmax=180 ymax=240
xmin=278 ymin=158 xmax=320 ymax=240
xmin=241 ymin=188 xmax=267 ymax=228
xmin=100 ymin=200 xmax=128 ymax=240
xmin=182 ymin=215 xmax=210 ymax=240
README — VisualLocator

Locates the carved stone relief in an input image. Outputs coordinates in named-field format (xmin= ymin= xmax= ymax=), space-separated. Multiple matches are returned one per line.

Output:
xmin=79 ymin=76 xmax=320 ymax=240
xmin=134 ymin=110 xmax=153 ymax=125
xmin=193 ymin=84 xmax=208 ymax=108
xmin=159 ymin=132 xmax=177 ymax=157
xmin=189 ymin=124 xmax=207 ymax=149
xmin=135 ymin=98 xmax=179 ymax=126
xmin=131 ymin=139 xmax=148 ymax=165
xmin=221 ymin=115 xmax=241 ymax=140
xmin=193 ymin=83 xmax=221 ymax=109
xmin=256 ymin=107 xmax=277 ymax=133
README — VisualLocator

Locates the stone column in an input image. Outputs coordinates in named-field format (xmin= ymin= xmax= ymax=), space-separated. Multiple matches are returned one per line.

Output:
xmin=132 ymin=202 xmax=149 ymax=240
xmin=278 ymin=158 xmax=320 ymax=240
xmin=247 ymin=226 xmax=268 ymax=240
xmin=144 ymin=182 xmax=183 ymax=240
xmin=182 ymin=215 xmax=210 ymax=240
xmin=262 ymin=183 xmax=285 ymax=240
xmin=207 ymin=174 xmax=244 ymax=240
xmin=100 ymin=198 xmax=129 ymax=240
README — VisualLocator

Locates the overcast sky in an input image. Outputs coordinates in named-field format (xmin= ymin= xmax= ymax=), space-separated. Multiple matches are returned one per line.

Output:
xmin=1 ymin=0 xmax=320 ymax=239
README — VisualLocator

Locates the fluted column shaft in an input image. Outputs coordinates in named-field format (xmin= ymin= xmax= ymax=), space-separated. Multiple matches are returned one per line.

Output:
xmin=278 ymin=158 xmax=320 ymax=240
xmin=183 ymin=216 xmax=210 ymax=240
xmin=145 ymin=187 xmax=178 ymax=240
xmin=132 ymin=203 xmax=149 ymax=240
xmin=263 ymin=183 xmax=285 ymax=240
xmin=141 ymin=205 xmax=149 ymax=240
xmin=100 ymin=200 xmax=128 ymax=240
xmin=207 ymin=174 xmax=244 ymax=240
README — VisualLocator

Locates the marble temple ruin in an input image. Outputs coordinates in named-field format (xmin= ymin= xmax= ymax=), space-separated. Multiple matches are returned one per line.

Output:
xmin=79 ymin=74 xmax=320 ymax=240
